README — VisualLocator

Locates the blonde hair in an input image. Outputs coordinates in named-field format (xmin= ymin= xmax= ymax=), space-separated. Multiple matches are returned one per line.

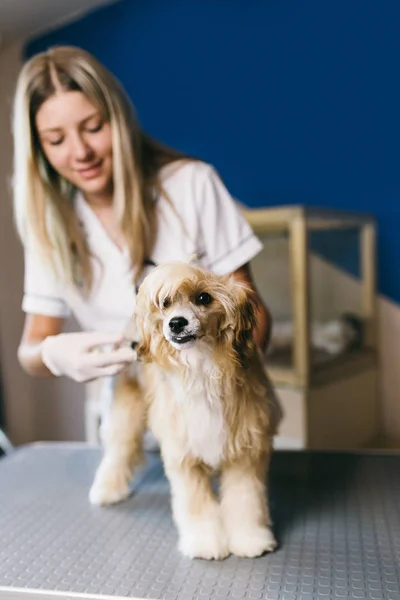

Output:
xmin=12 ymin=45 xmax=189 ymax=292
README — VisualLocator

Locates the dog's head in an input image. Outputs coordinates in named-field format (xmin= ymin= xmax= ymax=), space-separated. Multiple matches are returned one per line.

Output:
xmin=132 ymin=262 xmax=257 ymax=365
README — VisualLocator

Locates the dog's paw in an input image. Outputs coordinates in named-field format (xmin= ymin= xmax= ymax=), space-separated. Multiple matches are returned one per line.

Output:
xmin=179 ymin=519 xmax=230 ymax=560
xmin=228 ymin=525 xmax=277 ymax=558
xmin=89 ymin=463 xmax=132 ymax=506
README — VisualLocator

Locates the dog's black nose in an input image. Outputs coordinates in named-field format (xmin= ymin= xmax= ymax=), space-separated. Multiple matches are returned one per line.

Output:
xmin=169 ymin=316 xmax=188 ymax=334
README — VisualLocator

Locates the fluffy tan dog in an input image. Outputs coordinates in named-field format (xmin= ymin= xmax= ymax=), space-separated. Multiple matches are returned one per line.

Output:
xmin=89 ymin=262 xmax=280 ymax=560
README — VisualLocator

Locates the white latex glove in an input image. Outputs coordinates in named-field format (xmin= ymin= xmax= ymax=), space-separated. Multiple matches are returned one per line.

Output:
xmin=40 ymin=332 xmax=137 ymax=382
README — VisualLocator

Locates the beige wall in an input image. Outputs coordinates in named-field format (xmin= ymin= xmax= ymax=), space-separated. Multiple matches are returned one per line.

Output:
xmin=0 ymin=40 xmax=398 ymax=447
xmin=0 ymin=41 xmax=29 ymax=443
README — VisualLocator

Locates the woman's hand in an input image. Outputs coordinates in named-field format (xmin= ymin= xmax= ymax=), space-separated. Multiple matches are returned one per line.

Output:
xmin=40 ymin=332 xmax=136 ymax=382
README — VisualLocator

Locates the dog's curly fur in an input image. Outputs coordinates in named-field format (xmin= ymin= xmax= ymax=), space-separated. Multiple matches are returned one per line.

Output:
xmin=89 ymin=262 xmax=281 ymax=560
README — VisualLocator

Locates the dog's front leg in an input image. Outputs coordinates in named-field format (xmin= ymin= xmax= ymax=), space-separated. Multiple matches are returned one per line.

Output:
xmin=165 ymin=461 xmax=230 ymax=560
xmin=89 ymin=375 xmax=146 ymax=506
xmin=220 ymin=454 xmax=277 ymax=557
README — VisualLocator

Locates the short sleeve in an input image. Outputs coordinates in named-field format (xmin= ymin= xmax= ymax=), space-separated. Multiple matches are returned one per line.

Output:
xmin=22 ymin=245 xmax=70 ymax=318
xmin=196 ymin=166 xmax=263 ymax=275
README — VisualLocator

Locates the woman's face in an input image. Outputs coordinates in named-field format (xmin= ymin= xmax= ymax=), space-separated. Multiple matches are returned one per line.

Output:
xmin=35 ymin=90 xmax=114 ymax=203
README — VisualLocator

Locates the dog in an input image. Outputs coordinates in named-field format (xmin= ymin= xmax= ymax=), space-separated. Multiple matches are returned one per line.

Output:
xmin=89 ymin=262 xmax=281 ymax=560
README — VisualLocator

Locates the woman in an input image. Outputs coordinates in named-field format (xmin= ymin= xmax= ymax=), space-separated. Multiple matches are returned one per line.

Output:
xmin=12 ymin=45 xmax=270 ymax=384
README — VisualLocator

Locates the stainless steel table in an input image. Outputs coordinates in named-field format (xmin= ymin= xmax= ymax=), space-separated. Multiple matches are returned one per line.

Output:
xmin=0 ymin=443 xmax=399 ymax=600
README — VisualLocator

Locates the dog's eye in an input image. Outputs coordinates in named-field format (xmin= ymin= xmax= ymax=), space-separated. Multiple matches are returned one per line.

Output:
xmin=163 ymin=297 xmax=171 ymax=309
xmin=196 ymin=292 xmax=212 ymax=306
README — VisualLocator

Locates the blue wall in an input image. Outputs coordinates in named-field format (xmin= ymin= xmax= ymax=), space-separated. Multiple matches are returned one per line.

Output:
xmin=25 ymin=0 xmax=400 ymax=304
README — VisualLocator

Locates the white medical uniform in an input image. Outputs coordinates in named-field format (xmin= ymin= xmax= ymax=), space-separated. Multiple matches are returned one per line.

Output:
xmin=22 ymin=161 xmax=263 ymax=328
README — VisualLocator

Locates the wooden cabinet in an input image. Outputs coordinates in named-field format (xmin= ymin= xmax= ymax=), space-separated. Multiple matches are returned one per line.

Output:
xmin=242 ymin=205 xmax=379 ymax=450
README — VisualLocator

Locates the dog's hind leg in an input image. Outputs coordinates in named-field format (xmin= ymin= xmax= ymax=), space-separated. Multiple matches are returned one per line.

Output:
xmin=165 ymin=460 xmax=230 ymax=560
xmin=220 ymin=453 xmax=277 ymax=557
xmin=89 ymin=374 xmax=146 ymax=506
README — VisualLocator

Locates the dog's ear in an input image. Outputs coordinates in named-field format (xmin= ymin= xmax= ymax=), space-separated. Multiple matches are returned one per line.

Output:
xmin=130 ymin=311 xmax=153 ymax=363
xmin=136 ymin=336 xmax=151 ymax=362
xmin=131 ymin=285 xmax=151 ymax=362
xmin=223 ymin=277 xmax=257 ymax=361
